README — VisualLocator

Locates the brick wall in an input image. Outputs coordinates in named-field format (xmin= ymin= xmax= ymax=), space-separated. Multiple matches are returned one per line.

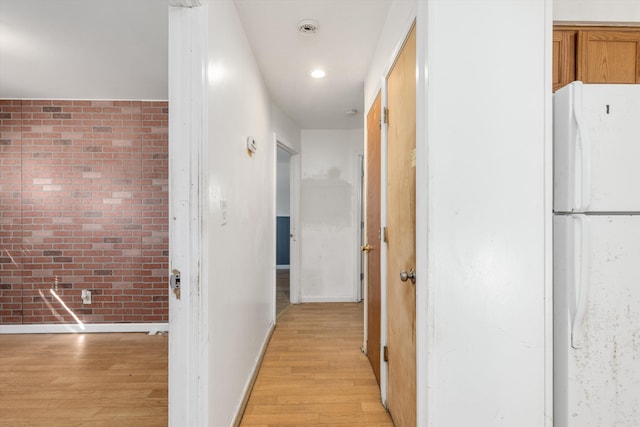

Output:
xmin=0 ymin=100 xmax=168 ymax=324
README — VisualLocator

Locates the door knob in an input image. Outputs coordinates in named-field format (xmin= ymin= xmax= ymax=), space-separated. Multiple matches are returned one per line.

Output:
xmin=361 ymin=244 xmax=375 ymax=252
xmin=400 ymin=268 xmax=416 ymax=284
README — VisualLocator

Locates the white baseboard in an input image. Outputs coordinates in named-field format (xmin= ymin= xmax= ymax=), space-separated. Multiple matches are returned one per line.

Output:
xmin=0 ymin=322 xmax=169 ymax=334
xmin=300 ymin=296 xmax=358 ymax=303
xmin=231 ymin=321 xmax=276 ymax=427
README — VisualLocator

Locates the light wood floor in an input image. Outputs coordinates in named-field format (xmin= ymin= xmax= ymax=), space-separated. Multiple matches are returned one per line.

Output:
xmin=0 ymin=304 xmax=388 ymax=426
xmin=0 ymin=333 xmax=167 ymax=427
xmin=240 ymin=302 xmax=393 ymax=426
xmin=276 ymin=269 xmax=291 ymax=317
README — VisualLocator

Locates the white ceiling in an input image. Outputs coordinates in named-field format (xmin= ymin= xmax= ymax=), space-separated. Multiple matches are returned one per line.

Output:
xmin=0 ymin=0 xmax=391 ymax=129
xmin=234 ymin=0 xmax=391 ymax=129
xmin=0 ymin=0 xmax=169 ymax=100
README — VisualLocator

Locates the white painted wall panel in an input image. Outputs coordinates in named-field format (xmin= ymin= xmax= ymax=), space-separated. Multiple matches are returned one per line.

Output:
xmin=0 ymin=0 xmax=168 ymax=100
xmin=364 ymin=0 xmax=417 ymax=112
xmin=203 ymin=1 xmax=275 ymax=425
xmin=300 ymin=129 xmax=363 ymax=301
xmin=554 ymin=0 xmax=640 ymax=22
xmin=272 ymin=103 xmax=301 ymax=153
xmin=424 ymin=0 xmax=550 ymax=425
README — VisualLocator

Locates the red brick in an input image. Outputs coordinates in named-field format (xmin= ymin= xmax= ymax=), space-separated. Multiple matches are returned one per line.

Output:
xmin=0 ymin=99 xmax=168 ymax=324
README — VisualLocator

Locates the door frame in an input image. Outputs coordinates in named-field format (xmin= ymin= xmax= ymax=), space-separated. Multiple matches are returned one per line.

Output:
xmin=274 ymin=141 xmax=292 ymax=321
xmin=356 ymin=153 xmax=365 ymax=302
xmin=168 ymin=3 xmax=207 ymax=426
xmin=380 ymin=77 xmax=390 ymax=406
xmin=275 ymin=138 xmax=301 ymax=305
xmin=366 ymin=10 xmax=424 ymax=417
xmin=415 ymin=5 xmax=428 ymax=426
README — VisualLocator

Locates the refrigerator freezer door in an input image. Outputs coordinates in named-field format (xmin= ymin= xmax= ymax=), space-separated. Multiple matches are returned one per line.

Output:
xmin=554 ymin=82 xmax=640 ymax=213
xmin=554 ymin=215 xmax=640 ymax=427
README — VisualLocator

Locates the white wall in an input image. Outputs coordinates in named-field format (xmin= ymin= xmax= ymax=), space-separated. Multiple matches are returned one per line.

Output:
xmin=203 ymin=1 xmax=276 ymax=425
xmin=554 ymin=0 xmax=640 ymax=22
xmin=423 ymin=0 xmax=551 ymax=425
xmin=272 ymin=103 xmax=301 ymax=153
xmin=300 ymin=129 xmax=363 ymax=302
xmin=0 ymin=0 xmax=168 ymax=100
xmin=364 ymin=0 xmax=417 ymax=112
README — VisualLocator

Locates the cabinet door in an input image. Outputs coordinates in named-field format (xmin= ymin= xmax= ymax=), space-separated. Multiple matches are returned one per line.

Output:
xmin=578 ymin=30 xmax=640 ymax=83
xmin=553 ymin=30 xmax=577 ymax=91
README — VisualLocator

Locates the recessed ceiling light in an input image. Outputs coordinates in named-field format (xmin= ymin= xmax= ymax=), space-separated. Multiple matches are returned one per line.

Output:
xmin=344 ymin=109 xmax=358 ymax=117
xmin=311 ymin=69 xmax=326 ymax=79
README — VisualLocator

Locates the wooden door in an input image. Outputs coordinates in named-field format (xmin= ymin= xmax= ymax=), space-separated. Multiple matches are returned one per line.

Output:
xmin=365 ymin=91 xmax=382 ymax=385
xmin=386 ymin=23 xmax=416 ymax=427
xmin=578 ymin=30 xmax=640 ymax=83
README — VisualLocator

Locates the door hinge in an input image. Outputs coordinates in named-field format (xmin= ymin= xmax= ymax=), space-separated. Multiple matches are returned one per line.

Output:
xmin=383 ymin=107 xmax=389 ymax=125
xmin=383 ymin=345 xmax=389 ymax=362
xmin=382 ymin=226 xmax=388 ymax=243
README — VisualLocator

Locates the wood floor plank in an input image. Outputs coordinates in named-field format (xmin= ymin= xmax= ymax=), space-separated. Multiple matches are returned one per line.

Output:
xmin=0 ymin=332 xmax=167 ymax=426
xmin=240 ymin=302 xmax=393 ymax=426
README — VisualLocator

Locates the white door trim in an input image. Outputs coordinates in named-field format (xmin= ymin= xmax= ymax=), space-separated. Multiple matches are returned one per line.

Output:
xmin=543 ymin=0 xmax=554 ymax=424
xmin=415 ymin=4 xmax=428 ymax=425
xmin=379 ymin=75 xmax=389 ymax=406
xmin=168 ymin=4 xmax=207 ymax=426
xmin=275 ymin=138 xmax=300 ymax=305
xmin=289 ymin=151 xmax=302 ymax=304
xmin=355 ymin=154 xmax=365 ymax=302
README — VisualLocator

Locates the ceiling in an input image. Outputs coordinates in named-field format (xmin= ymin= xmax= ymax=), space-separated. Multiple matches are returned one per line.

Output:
xmin=234 ymin=0 xmax=391 ymax=129
xmin=0 ymin=0 xmax=391 ymax=129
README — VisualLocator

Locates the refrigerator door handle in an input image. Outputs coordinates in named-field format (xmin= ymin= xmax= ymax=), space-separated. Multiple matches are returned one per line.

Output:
xmin=572 ymin=214 xmax=590 ymax=349
xmin=573 ymin=82 xmax=592 ymax=212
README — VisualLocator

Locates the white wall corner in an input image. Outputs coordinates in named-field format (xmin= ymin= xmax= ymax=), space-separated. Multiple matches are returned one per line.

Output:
xmin=168 ymin=3 xmax=207 ymax=427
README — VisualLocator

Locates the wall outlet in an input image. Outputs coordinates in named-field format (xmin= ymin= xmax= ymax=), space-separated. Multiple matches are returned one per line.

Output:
xmin=81 ymin=289 xmax=92 ymax=305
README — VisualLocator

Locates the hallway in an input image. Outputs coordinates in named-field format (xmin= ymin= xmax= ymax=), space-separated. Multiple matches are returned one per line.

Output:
xmin=240 ymin=303 xmax=392 ymax=426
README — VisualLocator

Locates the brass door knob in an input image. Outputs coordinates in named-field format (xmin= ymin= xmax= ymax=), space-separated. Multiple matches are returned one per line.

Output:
xmin=361 ymin=244 xmax=375 ymax=252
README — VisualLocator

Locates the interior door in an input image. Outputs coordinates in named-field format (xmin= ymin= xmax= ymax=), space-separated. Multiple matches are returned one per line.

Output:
xmin=386 ymin=23 xmax=416 ymax=426
xmin=364 ymin=91 xmax=382 ymax=385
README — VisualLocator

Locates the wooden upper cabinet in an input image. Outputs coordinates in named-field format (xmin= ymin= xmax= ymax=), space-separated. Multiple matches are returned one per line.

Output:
xmin=553 ymin=26 xmax=640 ymax=91
xmin=553 ymin=30 xmax=577 ymax=91
xmin=578 ymin=30 xmax=640 ymax=83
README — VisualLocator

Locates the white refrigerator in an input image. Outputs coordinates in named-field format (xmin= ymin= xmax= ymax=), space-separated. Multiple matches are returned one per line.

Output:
xmin=554 ymin=81 xmax=640 ymax=427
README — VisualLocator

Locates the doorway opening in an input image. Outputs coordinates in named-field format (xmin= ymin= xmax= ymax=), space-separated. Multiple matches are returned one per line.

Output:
xmin=276 ymin=144 xmax=292 ymax=317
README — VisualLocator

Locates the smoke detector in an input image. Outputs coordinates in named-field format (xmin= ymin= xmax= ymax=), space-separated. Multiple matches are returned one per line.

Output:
xmin=298 ymin=19 xmax=319 ymax=35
